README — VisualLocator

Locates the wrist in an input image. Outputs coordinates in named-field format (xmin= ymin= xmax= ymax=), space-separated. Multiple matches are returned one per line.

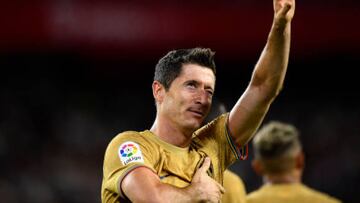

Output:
xmin=183 ymin=184 xmax=198 ymax=202
xmin=273 ymin=16 xmax=292 ymax=29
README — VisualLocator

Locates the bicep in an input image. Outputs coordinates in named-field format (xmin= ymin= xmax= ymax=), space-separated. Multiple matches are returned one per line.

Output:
xmin=228 ymin=85 xmax=272 ymax=146
xmin=121 ymin=166 xmax=163 ymax=203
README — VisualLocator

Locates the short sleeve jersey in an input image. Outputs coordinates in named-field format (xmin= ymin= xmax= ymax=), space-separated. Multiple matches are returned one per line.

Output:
xmin=101 ymin=113 xmax=241 ymax=203
xmin=246 ymin=183 xmax=342 ymax=203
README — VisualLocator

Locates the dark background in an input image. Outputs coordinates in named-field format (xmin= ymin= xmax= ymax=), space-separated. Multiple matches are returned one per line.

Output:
xmin=1 ymin=0 xmax=359 ymax=202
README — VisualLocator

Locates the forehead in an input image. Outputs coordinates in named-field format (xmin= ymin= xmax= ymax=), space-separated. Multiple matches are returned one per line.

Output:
xmin=176 ymin=64 xmax=215 ymax=87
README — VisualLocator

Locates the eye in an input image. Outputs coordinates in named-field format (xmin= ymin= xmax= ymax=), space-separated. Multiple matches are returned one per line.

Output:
xmin=186 ymin=82 xmax=197 ymax=89
xmin=206 ymin=90 xmax=214 ymax=96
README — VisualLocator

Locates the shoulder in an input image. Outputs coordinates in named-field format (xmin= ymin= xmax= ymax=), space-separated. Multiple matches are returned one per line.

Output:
xmin=105 ymin=130 xmax=154 ymax=152
xmin=223 ymin=170 xmax=246 ymax=196
xmin=108 ymin=130 xmax=142 ymax=144
xmin=246 ymin=184 xmax=280 ymax=202
xmin=224 ymin=170 xmax=243 ymax=184
xmin=111 ymin=130 xmax=147 ymax=143
xmin=300 ymin=184 xmax=342 ymax=203
xmin=246 ymin=188 xmax=264 ymax=202
xmin=115 ymin=130 xmax=143 ymax=139
xmin=246 ymin=184 xmax=342 ymax=203
xmin=194 ymin=113 xmax=228 ymax=136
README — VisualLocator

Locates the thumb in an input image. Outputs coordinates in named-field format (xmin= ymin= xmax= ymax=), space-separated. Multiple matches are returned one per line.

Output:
xmin=199 ymin=157 xmax=211 ymax=174
xmin=217 ymin=182 xmax=226 ymax=194
xmin=192 ymin=157 xmax=211 ymax=181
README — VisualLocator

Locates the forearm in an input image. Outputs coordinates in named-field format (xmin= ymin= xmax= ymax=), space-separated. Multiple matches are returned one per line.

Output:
xmin=251 ymin=19 xmax=291 ymax=99
xmin=122 ymin=168 xmax=192 ymax=203
xmin=122 ymin=159 xmax=222 ymax=203
xmin=228 ymin=1 xmax=295 ymax=146
xmin=154 ymin=183 xmax=193 ymax=203
xmin=229 ymin=24 xmax=291 ymax=144
xmin=126 ymin=178 xmax=220 ymax=203
xmin=121 ymin=167 xmax=209 ymax=203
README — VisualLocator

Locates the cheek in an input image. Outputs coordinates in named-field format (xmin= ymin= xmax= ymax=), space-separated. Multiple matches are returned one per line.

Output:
xmin=175 ymin=90 xmax=192 ymax=105
xmin=164 ymin=94 xmax=185 ymax=113
xmin=207 ymin=96 xmax=213 ymax=104
xmin=176 ymin=96 xmax=189 ymax=113
xmin=207 ymin=99 xmax=212 ymax=108
xmin=165 ymin=88 xmax=193 ymax=111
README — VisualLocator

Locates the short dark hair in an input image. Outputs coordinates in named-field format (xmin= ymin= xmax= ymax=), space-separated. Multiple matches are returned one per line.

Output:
xmin=253 ymin=121 xmax=301 ymax=173
xmin=154 ymin=47 xmax=216 ymax=90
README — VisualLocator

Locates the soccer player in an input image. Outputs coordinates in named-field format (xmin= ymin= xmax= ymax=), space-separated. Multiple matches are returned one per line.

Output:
xmin=102 ymin=0 xmax=295 ymax=202
xmin=247 ymin=121 xmax=342 ymax=203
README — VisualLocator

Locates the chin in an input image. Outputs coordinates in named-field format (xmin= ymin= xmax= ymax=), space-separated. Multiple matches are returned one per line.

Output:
xmin=186 ymin=120 xmax=202 ymax=131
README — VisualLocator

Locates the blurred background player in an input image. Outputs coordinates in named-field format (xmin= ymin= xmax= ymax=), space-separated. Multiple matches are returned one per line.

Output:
xmin=223 ymin=170 xmax=246 ymax=203
xmin=204 ymin=98 xmax=247 ymax=203
xmin=246 ymin=121 xmax=342 ymax=203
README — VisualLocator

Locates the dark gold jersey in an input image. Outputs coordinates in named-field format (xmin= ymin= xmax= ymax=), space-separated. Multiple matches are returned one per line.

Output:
xmin=101 ymin=113 xmax=241 ymax=202
xmin=246 ymin=183 xmax=342 ymax=203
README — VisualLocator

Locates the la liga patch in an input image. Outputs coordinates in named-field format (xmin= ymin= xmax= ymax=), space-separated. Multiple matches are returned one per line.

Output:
xmin=118 ymin=141 xmax=144 ymax=165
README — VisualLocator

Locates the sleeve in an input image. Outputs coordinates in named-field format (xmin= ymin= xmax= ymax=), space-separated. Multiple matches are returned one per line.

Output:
xmin=102 ymin=131 xmax=158 ymax=198
xmin=194 ymin=113 xmax=247 ymax=171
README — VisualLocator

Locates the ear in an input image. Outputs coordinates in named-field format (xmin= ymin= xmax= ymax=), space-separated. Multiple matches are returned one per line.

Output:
xmin=152 ymin=81 xmax=165 ymax=104
xmin=252 ymin=159 xmax=264 ymax=176
xmin=295 ymin=151 xmax=305 ymax=170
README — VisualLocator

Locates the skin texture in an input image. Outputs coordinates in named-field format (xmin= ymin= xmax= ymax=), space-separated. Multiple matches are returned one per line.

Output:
xmin=122 ymin=0 xmax=296 ymax=202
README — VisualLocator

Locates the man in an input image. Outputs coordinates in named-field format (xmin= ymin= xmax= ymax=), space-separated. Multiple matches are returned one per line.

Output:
xmin=247 ymin=121 xmax=342 ymax=203
xmin=102 ymin=0 xmax=295 ymax=202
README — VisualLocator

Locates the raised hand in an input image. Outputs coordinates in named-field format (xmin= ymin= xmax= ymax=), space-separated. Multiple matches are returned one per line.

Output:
xmin=274 ymin=0 xmax=295 ymax=24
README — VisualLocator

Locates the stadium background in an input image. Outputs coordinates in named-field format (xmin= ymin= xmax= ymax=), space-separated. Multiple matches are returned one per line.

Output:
xmin=1 ymin=0 xmax=359 ymax=202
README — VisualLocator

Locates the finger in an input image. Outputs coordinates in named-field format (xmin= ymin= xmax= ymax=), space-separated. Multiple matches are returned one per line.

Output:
xmin=278 ymin=2 xmax=292 ymax=17
xmin=216 ymin=182 xmax=226 ymax=194
xmin=199 ymin=157 xmax=211 ymax=174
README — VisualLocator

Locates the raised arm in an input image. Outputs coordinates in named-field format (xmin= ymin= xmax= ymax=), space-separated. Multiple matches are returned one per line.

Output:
xmin=121 ymin=157 xmax=224 ymax=203
xmin=228 ymin=0 xmax=295 ymax=146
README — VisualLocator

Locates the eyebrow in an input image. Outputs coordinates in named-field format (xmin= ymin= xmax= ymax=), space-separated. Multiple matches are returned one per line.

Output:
xmin=184 ymin=80 xmax=199 ymax=85
xmin=185 ymin=80 xmax=214 ymax=91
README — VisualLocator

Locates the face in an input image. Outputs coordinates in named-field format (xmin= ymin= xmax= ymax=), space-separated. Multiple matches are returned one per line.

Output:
xmin=158 ymin=64 xmax=215 ymax=132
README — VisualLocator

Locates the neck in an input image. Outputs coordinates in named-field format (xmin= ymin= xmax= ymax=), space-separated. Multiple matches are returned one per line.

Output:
xmin=263 ymin=169 xmax=302 ymax=185
xmin=150 ymin=116 xmax=193 ymax=148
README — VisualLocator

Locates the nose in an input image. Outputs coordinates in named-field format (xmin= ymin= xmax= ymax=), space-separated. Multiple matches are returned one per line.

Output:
xmin=195 ymin=89 xmax=211 ymax=105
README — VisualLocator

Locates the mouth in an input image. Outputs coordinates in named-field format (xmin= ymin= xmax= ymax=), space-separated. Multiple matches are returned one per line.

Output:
xmin=188 ymin=109 xmax=204 ymax=118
